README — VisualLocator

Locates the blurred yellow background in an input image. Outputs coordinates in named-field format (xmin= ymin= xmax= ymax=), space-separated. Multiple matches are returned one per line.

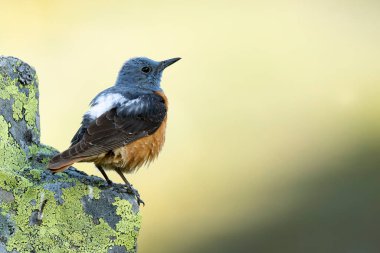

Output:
xmin=2 ymin=0 xmax=380 ymax=252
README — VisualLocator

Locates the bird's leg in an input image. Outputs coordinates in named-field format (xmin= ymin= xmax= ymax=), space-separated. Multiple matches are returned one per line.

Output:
xmin=96 ymin=165 xmax=113 ymax=186
xmin=114 ymin=167 xmax=145 ymax=206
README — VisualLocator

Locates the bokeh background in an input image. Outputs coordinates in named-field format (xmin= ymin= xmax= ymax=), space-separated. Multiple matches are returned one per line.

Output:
xmin=2 ymin=1 xmax=380 ymax=252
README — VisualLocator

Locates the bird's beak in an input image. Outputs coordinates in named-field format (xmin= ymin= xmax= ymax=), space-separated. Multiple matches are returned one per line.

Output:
xmin=159 ymin=57 xmax=181 ymax=70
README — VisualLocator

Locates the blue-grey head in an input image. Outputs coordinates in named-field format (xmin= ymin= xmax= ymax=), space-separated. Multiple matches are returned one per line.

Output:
xmin=115 ymin=57 xmax=181 ymax=91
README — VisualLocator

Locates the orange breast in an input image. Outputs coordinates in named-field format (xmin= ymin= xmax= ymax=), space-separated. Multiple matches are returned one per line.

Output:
xmin=114 ymin=118 xmax=167 ymax=172
xmin=95 ymin=91 xmax=168 ymax=173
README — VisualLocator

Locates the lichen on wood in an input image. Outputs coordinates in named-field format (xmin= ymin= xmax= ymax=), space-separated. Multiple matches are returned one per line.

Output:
xmin=0 ymin=56 xmax=141 ymax=253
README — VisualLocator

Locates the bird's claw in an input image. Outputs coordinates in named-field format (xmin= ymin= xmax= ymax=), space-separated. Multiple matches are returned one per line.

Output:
xmin=102 ymin=181 xmax=145 ymax=206
xmin=126 ymin=185 xmax=145 ymax=206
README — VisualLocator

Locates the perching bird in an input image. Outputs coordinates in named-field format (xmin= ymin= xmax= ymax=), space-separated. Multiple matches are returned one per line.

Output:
xmin=48 ymin=57 xmax=180 ymax=205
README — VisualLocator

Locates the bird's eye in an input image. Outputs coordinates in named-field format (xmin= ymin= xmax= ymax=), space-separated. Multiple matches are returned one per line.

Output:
xmin=141 ymin=66 xmax=151 ymax=73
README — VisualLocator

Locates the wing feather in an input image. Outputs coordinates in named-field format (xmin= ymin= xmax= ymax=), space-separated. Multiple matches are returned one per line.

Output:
xmin=49 ymin=93 xmax=167 ymax=171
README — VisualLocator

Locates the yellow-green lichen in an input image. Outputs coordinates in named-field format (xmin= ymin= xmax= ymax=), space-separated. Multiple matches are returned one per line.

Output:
xmin=92 ymin=186 xmax=101 ymax=200
xmin=113 ymin=198 xmax=142 ymax=251
xmin=0 ymin=170 xmax=32 ymax=192
xmin=0 ymin=58 xmax=140 ymax=253
xmin=28 ymin=144 xmax=58 ymax=165
xmin=1 ymin=183 xmax=141 ymax=252
xmin=0 ymin=114 xmax=140 ymax=252
xmin=29 ymin=169 xmax=42 ymax=180
xmin=6 ymin=185 xmax=112 ymax=253
xmin=0 ymin=116 xmax=27 ymax=172
xmin=0 ymin=69 xmax=39 ymax=132
xmin=28 ymin=144 xmax=40 ymax=156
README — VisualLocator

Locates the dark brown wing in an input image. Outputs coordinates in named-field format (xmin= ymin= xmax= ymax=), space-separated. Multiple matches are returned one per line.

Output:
xmin=49 ymin=93 xmax=167 ymax=170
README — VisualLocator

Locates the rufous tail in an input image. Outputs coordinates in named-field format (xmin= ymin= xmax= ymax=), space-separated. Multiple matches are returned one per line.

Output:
xmin=48 ymin=150 xmax=82 ymax=173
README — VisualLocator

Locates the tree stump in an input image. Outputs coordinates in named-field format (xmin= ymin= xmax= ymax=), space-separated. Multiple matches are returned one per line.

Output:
xmin=0 ymin=56 xmax=141 ymax=253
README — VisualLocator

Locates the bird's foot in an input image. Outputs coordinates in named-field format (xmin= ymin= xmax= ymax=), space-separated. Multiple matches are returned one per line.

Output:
xmin=101 ymin=181 xmax=145 ymax=206
xmin=99 ymin=180 xmax=114 ymax=189
xmin=125 ymin=184 xmax=145 ymax=206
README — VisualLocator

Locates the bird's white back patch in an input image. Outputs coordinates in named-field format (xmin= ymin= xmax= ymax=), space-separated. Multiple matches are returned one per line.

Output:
xmin=86 ymin=93 xmax=126 ymax=119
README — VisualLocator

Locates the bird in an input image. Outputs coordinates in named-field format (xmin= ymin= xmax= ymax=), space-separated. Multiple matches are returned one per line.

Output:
xmin=48 ymin=57 xmax=180 ymax=205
